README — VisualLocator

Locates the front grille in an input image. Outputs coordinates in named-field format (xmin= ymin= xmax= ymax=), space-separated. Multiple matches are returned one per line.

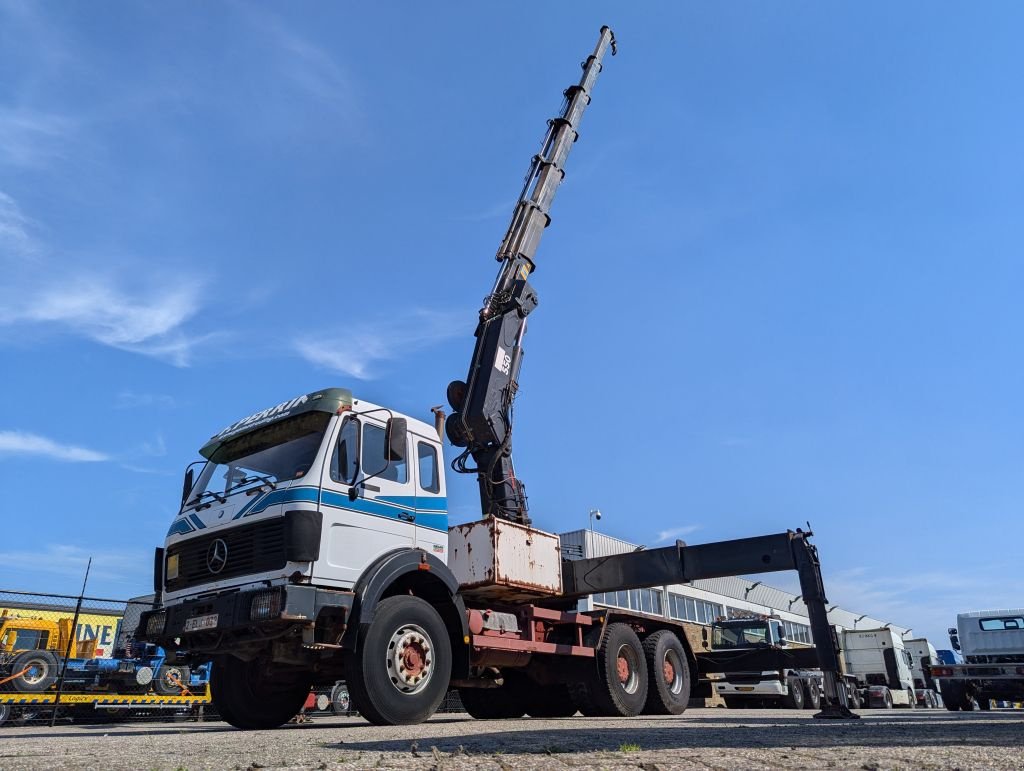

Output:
xmin=166 ymin=517 xmax=287 ymax=592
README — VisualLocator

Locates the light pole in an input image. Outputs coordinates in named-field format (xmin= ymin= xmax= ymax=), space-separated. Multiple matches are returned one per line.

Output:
xmin=587 ymin=508 xmax=602 ymax=558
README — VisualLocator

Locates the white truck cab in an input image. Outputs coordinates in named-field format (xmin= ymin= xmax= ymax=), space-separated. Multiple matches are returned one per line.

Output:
xmin=842 ymin=628 xmax=916 ymax=708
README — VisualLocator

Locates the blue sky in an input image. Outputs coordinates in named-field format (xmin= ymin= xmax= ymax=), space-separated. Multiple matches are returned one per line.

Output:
xmin=0 ymin=2 xmax=1020 ymax=646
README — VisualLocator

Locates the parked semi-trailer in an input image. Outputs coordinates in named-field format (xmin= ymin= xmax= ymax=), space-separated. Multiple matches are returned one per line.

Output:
xmin=137 ymin=27 xmax=857 ymax=729
xmin=931 ymin=609 xmax=1024 ymax=711
xmin=904 ymin=637 xmax=944 ymax=708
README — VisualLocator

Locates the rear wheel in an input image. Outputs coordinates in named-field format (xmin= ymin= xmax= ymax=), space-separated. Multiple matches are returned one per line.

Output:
xmin=804 ymin=680 xmax=821 ymax=710
xmin=568 ymin=623 xmax=648 ymax=717
xmin=330 ymin=682 xmax=351 ymax=715
xmin=525 ymin=683 xmax=578 ymax=718
xmin=641 ymin=631 xmax=690 ymax=715
xmin=459 ymin=673 xmax=528 ymax=720
xmin=346 ymin=595 xmax=452 ymax=726
xmin=210 ymin=656 xmax=311 ymax=730
xmin=905 ymin=688 xmax=916 ymax=709
xmin=782 ymin=678 xmax=805 ymax=709
xmin=9 ymin=651 xmax=59 ymax=693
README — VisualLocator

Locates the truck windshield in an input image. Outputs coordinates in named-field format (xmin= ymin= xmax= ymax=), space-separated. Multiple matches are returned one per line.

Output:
xmin=184 ymin=411 xmax=331 ymax=509
xmin=711 ymin=622 xmax=770 ymax=649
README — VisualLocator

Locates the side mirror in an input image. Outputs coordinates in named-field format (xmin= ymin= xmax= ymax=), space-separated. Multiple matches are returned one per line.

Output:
xmin=181 ymin=467 xmax=194 ymax=506
xmin=776 ymin=623 xmax=787 ymax=645
xmin=701 ymin=627 xmax=709 ymax=648
xmin=385 ymin=417 xmax=407 ymax=461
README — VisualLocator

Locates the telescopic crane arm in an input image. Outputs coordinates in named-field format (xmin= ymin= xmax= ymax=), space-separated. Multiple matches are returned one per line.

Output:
xmin=446 ymin=27 xmax=616 ymax=525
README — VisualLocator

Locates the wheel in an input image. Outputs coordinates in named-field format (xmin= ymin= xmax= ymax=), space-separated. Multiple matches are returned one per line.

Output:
xmin=782 ymin=677 xmax=805 ymax=709
xmin=330 ymin=682 xmax=351 ymax=715
xmin=849 ymin=688 xmax=862 ymax=709
xmin=459 ymin=672 xmax=528 ymax=719
xmin=0 ymin=703 xmax=10 ymax=726
xmin=154 ymin=665 xmax=191 ymax=696
xmin=568 ymin=623 xmax=648 ymax=717
xmin=210 ymin=655 xmax=311 ymax=730
xmin=525 ymin=683 xmax=578 ymax=718
xmin=905 ymin=688 xmax=916 ymax=709
xmin=803 ymin=680 xmax=821 ymax=710
xmin=8 ymin=651 xmax=59 ymax=693
xmin=346 ymin=595 xmax=452 ymax=726
xmin=977 ymin=696 xmax=991 ymax=711
xmin=641 ymin=631 xmax=690 ymax=715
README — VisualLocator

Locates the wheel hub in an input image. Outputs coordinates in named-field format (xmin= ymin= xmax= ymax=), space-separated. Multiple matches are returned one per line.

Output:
xmin=615 ymin=644 xmax=640 ymax=694
xmin=387 ymin=623 xmax=433 ymax=695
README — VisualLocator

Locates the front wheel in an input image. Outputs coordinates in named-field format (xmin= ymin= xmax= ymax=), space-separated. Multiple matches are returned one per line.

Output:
xmin=346 ymin=595 xmax=452 ymax=726
xmin=154 ymin=665 xmax=191 ymax=696
xmin=782 ymin=678 xmax=805 ymax=709
xmin=8 ymin=651 xmax=59 ymax=693
xmin=210 ymin=656 xmax=311 ymax=730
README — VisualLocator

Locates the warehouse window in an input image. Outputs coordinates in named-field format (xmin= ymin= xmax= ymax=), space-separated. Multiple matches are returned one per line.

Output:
xmin=593 ymin=588 xmax=664 ymax=616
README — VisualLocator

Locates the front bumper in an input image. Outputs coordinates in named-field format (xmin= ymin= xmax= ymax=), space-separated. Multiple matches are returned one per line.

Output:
xmin=138 ymin=584 xmax=354 ymax=648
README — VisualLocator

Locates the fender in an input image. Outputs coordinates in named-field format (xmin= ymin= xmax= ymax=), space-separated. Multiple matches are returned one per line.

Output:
xmin=346 ymin=548 xmax=469 ymax=676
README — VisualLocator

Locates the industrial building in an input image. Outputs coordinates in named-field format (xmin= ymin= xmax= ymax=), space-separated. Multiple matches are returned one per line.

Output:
xmin=560 ymin=529 xmax=910 ymax=640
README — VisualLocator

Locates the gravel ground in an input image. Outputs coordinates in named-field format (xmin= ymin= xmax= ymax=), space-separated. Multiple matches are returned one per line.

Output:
xmin=1 ymin=708 xmax=1022 ymax=771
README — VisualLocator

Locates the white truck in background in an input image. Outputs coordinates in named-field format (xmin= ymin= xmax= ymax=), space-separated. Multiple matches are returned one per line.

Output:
xmin=842 ymin=629 xmax=920 ymax=708
xmin=932 ymin=609 xmax=1024 ymax=711
xmin=904 ymin=637 xmax=944 ymax=708
xmin=706 ymin=615 xmax=827 ymax=710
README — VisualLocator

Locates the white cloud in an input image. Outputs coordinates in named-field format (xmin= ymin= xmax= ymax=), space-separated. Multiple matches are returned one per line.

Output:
xmin=0 ymin=430 xmax=108 ymax=462
xmin=0 ymin=107 xmax=74 ymax=169
xmin=296 ymin=309 xmax=466 ymax=380
xmin=0 ymin=274 xmax=207 ymax=366
xmin=0 ymin=190 xmax=39 ymax=258
xmin=654 ymin=525 xmax=701 ymax=544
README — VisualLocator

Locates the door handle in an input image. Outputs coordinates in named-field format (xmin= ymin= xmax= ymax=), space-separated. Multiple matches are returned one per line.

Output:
xmin=398 ymin=512 xmax=416 ymax=523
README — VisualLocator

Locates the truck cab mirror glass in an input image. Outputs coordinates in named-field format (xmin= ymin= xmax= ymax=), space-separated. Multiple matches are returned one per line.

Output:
xmin=701 ymin=627 xmax=709 ymax=647
xmin=181 ymin=467 xmax=194 ymax=506
xmin=385 ymin=417 xmax=407 ymax=461
xmin=775 ymin=623 xmax=787 ymax=645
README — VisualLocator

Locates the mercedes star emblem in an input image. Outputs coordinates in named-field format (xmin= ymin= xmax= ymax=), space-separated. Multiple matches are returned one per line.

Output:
xmin=206 ymin=538 xmax=228 ymax=574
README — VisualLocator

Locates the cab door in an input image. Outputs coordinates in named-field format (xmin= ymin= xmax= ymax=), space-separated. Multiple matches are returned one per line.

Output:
xmin=320 ymin=415 xmax=417 ymax=587
xmin=412 ymin=435 xmax=448 ymax=563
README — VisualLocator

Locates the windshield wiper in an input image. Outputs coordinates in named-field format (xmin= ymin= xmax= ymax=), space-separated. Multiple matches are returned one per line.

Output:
xmin=186 ymin=490 xmax=227 ymax=509
xmin=227 ymin=474 xmax=278 ymax=494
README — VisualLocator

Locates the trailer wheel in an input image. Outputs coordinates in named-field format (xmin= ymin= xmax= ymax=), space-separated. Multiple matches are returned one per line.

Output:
xmin=210 ymin=655 xmax=311 ymax=730
xmin=782 ymin=677 xmax=804 ymax=709
xmin=525 ymin=683 xmax=578 ymax=718
xmin=154 ymin=665 xmax=191 ymax=696
xmin=803 ymin=680 xmax=821 ymax=710
xmin=572 ymin=623 xmax=648 ymax=717
xmin=9 ymin=651 xmax=58 ymax=693
xmin=0 ymin=703 xmax=10 ymax=726
xmin=346 ymin=595 xmax=452 ymax=726
xmin=640 ymin=631 xmax=690 ymax=715
xmin=459 ymin=672 xmax=529 ymax=719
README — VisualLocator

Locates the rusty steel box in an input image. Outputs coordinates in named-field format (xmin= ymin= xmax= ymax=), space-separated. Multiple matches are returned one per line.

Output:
xmin=447 ymin=518 xmax=563 ymax=601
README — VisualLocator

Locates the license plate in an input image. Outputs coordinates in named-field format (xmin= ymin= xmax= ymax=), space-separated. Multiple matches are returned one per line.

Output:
xmin=737 ymin=686 xmax=755 ymax=692
xmin=184 ymin=613 xmax=218 ymax=632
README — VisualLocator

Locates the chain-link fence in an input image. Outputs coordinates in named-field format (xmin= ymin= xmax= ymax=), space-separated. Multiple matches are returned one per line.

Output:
xmin=0 ymin=589 xmax=466 ymax=727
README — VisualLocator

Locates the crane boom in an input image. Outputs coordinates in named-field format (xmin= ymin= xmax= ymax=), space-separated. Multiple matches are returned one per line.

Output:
xmin=446 ymin=26 xmax=616 ymax=525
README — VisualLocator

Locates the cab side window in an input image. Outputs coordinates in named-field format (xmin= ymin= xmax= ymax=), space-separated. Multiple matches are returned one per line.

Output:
xmin=362 ymin=423 xmax=407 ymax=483
xmin=330 ymin=418 xmax=359 ymax=484
xmin=418 ymin=442 xmax=439 ymax=493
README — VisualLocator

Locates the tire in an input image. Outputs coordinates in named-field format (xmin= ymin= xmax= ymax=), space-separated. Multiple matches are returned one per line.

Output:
xmin=569 ymin=623 xmax=648 ymax=717
xmin=459 ymin=673 xmax=528 ymax=719
xmin=346 ymin=595 xmax=452 ymax=726
xmin=804 ymin=680 xmax=821 ymax=710
xmin=849 ymin=688 xmax=862 ymax=709
xmin=977 ymin=696 xmax=991 ymax=711
xmin=640 ymin=631 xmax=690 ymax=715
xmin=0 ymin=703 xmax=10 ymax=726
xmin=905 ymin=688 xmax=916 ymax=709
xmin=9 ymin=651 xmax=59 ymax=693
xmin=525 ymin=683 xmax=578 ymax=718
xmin=210 ymin=655 xmax=311 ymax=730
xmin=782 ymin=678 xmax=805 ymax=709
xmin=154 ymin=665 xmax=191 ymax=696
xmin=330 ymin=682 xmax=351 ymax=716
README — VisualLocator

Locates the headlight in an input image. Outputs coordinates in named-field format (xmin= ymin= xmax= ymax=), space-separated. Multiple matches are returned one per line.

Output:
xmin=166 ymin=553 xmax=179 ymax=580
xmin=145 ymin=611 xmax=167 ymax=637
xmin=250 ymin=589 xmax=282 ymax=621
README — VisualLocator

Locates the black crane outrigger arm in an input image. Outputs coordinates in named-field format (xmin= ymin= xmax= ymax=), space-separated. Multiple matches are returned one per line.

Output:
xmin=561 ymin=528 xmax=859 ymax=719
xmin=446 ymin=27 xmax=616 ymax=525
